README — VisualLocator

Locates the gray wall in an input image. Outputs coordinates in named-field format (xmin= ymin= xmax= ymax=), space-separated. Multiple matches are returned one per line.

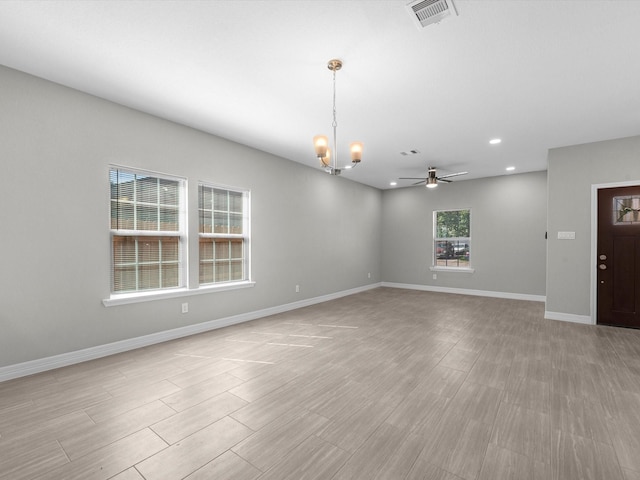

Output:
xmin=0 ymin=65 xmax=382 ymax=368
xmin=546 ymin=135 xmax=640 ymax=318
xmin=381 ymin=171 xmax=548 ymax=297
xmin=7 ymin=58 xmax=637 ymax=371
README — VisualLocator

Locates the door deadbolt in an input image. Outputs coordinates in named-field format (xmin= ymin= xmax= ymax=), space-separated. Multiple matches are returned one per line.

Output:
xmin=599 ymin=254 xmax=607 ymax=260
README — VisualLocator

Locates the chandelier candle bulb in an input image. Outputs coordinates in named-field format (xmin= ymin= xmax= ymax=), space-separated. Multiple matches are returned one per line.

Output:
xmin=313 ymin=135 xmax=328 ymax=158
xmin=350 ymin=142 xmax=363 ymax=163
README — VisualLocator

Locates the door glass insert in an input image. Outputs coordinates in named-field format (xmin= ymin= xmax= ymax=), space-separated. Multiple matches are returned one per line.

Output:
xmin=614 ymin=196 xmax=640 ymax=224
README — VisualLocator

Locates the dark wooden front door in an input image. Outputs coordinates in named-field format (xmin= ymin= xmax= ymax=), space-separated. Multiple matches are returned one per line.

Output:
xmin=597 ymin=186 xmax=640 ymax=328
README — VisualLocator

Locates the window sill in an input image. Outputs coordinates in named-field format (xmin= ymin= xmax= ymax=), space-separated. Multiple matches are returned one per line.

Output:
xmin=102 ymin=280 xmax=256 ymax=307
xmin=430 ymin=266 xmax=475 ymax=274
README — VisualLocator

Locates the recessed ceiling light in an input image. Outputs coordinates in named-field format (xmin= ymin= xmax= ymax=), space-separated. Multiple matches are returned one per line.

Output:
xmin=506 ymin=166 xmax=515 ymax=171
xmin=489 ymin=138 xmax=502 ymax=145
xmin=389 ymin=181 xmax=397 ymax=186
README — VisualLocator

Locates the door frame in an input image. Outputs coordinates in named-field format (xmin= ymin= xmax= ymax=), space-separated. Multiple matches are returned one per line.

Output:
xmin=590 ymin=180 xmax=640 ymax=325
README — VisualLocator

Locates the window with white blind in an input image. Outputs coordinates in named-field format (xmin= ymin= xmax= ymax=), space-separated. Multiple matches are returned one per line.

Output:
xmin=198 ymin=184 xmax=250 ymax=285
xmin=109 ymin=168 xmax=186 ymax=293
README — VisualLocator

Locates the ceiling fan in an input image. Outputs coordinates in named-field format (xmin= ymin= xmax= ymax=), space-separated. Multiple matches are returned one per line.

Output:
xmin=399 ymin=167 xmax=468 ymax=188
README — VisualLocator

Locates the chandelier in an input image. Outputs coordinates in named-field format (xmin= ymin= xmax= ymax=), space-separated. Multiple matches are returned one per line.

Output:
xmin=313 ymin=59 xmax=363 ymax=175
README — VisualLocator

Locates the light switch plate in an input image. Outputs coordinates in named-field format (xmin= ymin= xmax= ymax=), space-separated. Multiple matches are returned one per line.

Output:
xmin=557 ymin=231 xmax=576 ymax=240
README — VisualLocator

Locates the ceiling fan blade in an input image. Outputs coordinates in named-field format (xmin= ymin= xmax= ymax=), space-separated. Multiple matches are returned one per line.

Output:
xmin=412 ymin=180 xmax=426 ymax=186
xmin=437 ymin=171 xmax=468 ymax=179
xmin=399 ymin=177 xmax=428 ymax=180
xmin=438 ymin=178 xmax=452 ymax=183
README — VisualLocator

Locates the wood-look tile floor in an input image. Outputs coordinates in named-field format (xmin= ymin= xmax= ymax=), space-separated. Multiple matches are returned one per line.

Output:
xmin=2 ymin=287 xmax=640 ymax=480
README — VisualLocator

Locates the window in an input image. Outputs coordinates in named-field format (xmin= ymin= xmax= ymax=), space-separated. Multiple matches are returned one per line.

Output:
xmin=110 ymin=168 xmax=185 ymax=293
xmin=106 ymin=167 xmax=253 ymax=305
xmin=198 ymin=184 xmax=250 ymax=285
xmin=433 ymin=209 xmax=471 ymax=269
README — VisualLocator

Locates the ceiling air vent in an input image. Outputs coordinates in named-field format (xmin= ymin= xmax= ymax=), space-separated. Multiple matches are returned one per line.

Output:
xmin=406 ymin=0 xmax=457 ymax=28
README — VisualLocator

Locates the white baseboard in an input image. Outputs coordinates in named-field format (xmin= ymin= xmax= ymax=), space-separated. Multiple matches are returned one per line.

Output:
xmin=544 ymin=311 xmax=594 ymax=325
xmin=381 ymin=282 xmax=546 ymax=303
xmin=0 ymin=283 xmax=381 ymax=383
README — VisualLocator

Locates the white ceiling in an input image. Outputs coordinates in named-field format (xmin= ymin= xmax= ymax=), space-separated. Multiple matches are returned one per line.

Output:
xmin=1 ymin=0 xmax=640 ymax=189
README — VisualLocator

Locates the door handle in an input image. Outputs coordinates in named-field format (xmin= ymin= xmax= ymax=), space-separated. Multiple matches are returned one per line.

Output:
xmin=599 ymin=264 xmax=607 ymax=270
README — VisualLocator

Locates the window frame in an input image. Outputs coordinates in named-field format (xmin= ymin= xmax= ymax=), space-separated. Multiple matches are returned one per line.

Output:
xmin=108 ymin=166 xmax=188 ymax=296
xmin=430 ymin=208 xmax=475 ymax=273
xmin=103 ymin=166 xmax=255 ymax=307
xmin=198 ymin=182 xmax=251 ymax=287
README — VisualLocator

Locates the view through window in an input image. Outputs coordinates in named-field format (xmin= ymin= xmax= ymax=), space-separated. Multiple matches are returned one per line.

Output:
xmin=434 ymin=209 xmax=471 ymax=268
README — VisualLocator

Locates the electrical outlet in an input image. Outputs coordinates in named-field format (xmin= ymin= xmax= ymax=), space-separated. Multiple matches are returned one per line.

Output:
xmin=295 ymin=285 xmax=300 ymax=293
xmin=368 ymin=272 xmax=371 ymax=278
xmin=181 ymin=303 xmax=188 ymax=314
xmin=433 ymin=273 xmax=437 ymax=280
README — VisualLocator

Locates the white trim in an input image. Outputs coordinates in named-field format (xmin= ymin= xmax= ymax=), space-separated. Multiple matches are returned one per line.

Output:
xmin=1 ymin=283 xmax=381 ymax=382
xmin=429 ymin=266 xmax=475 ymax=273
xmin=544 ymin=311 xmax=593 ymax=325
xmin=103 ymin=281 xmax=257 ymax=306
xmin=590 ymin=179 xmax=640 ymax=327
xmin=109 ymin=163 xmax=187 ymax=183
xmin=381 ymin=282 xmax=545 ymax=302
